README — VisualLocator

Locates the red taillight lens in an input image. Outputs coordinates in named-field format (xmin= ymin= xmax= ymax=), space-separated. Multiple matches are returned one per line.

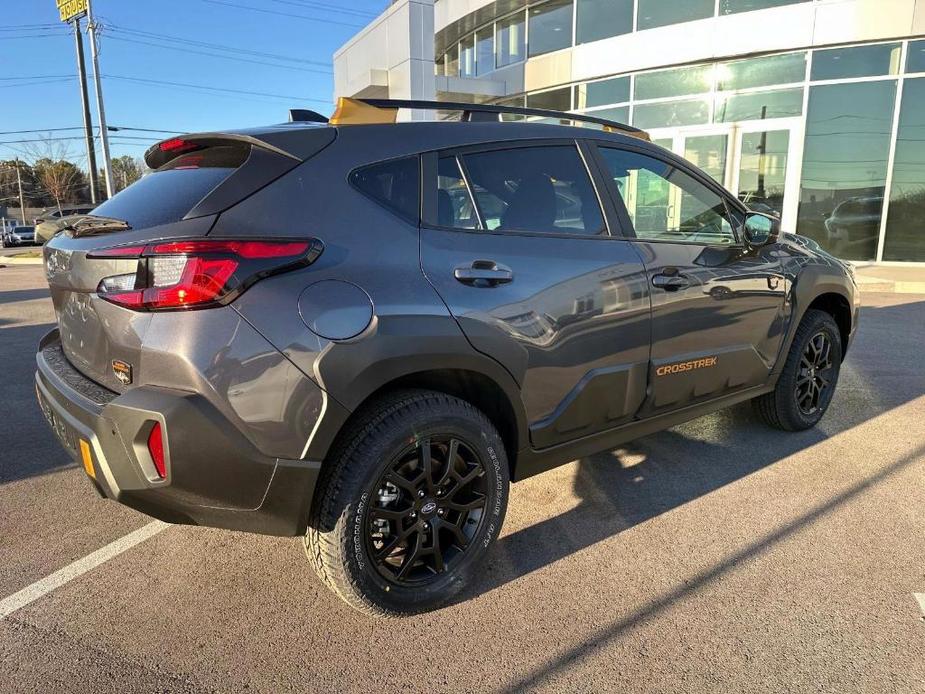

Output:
xmin=147 ymin=422 xmax=166 ymax=479
xmin=94 ymin=238 xmax=322 ymax=311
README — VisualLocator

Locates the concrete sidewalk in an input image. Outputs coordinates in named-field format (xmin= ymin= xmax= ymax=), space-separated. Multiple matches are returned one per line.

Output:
xmin=853 ymin=264 xmax=925 ymax=294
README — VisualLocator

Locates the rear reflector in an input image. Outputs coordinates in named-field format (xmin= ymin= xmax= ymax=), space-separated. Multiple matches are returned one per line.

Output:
xmin=93 ymin=237 xmax=323 ymax=311
xmin=148 ymin=422 xmax=166 ymax=479
xmin=79 ymin=439 xmax=96 ymax=480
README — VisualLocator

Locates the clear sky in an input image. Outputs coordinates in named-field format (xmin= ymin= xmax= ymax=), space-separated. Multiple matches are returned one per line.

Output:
xmin=0 ymin=0 xmax=386 ymax=166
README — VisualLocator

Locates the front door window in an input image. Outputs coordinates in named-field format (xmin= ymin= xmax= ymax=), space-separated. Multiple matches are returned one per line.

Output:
xmin=598 ymin=146 xmax=738 ymax=245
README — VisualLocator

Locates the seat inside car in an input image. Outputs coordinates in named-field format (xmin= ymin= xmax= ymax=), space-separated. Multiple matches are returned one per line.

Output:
xmin=501 ymin=172 xmax=556 ymax=231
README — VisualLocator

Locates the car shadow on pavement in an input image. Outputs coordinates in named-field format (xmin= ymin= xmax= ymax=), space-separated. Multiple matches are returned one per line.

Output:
xmin=495 ymin=438 xmax=925 ymax=693
xmin=0 ymin=320 xmax=68 ymax=485
xmin=0 ymin=288 xmax=51 ymax=304
xmin=457 ymin=299 xmax=925 ymax=611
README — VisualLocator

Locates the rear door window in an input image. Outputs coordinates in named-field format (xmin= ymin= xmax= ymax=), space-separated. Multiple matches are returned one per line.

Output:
xmin=350 ymin=156 xmax=420 ymax=222
xmin=90 ymin=145 xmax=249 ymax=229
xmin=457 ymin=145 xmax=605 ymax=235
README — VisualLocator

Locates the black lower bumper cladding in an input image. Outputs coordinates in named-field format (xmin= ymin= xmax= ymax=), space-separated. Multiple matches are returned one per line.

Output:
xmin=34 ymin=329 xmax=320 ymax=536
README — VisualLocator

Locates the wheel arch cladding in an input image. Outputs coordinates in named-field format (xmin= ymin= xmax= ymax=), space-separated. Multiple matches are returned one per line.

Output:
xmin=806 ymin=292 xmax=852 ymax=359
xmin=322 ymin=369 xmax=522 ymax=478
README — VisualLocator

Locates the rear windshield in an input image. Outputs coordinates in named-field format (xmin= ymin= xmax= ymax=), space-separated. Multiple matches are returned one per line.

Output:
xmin=90 ymin=145 xmax=249 ymax=229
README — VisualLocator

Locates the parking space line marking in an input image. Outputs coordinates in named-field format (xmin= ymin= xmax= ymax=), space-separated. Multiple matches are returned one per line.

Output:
xmin=0 ymin=520 xmax=168 ymax=620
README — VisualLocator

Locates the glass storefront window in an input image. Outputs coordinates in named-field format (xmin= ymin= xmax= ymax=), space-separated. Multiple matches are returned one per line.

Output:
xmin=575 ymin=76 xmax=630 ymax=109
xmin=716 ymin=53 xmax=806 ymax=91
xmin=527 ymin=87 xmax=572 ymax=112
xmin=683 ymin=134 xmax=728 ymax=184
xmin=737 ymin=130 xmax=790 ymax=217
xmin=714 ymin=88 xmax=803 ymax=122
xmin=583 ymin=106 xmax=630 ymax=125
xmin=459 ymin=34 xmax=476 ymax=78
xmin=637 ymin=0 xmax=714 ymax=31
xmin=528 ymin=0 xmax=574 ymax=57
xmin=576 ymin=0 xmax=633 ymax=45
xmin=797 ymin=81 xmax=897 ymax=261
xmin=476 ymin=29 xmax=494 ymax=76
xmin=496 ymin=95 xmax=527 ymax=121
xmin=496 ymin=11 xmax=526 ymax=68
xmin=446 ymin=47 xmax=459 ymax=77
xmin=906 ymin=40 xmax=925 ymax=73
xmin=632 ymin=99 xmax=710 ymax=129
xmin=635 ymin=65 xmax=713 ymax=100
xmin=884 ymin=78 xmax=925 ymax=261
xmin=720 ymin=0 xmax=809 ymax=14
xmin=811 ymin=43 xmax=902 ymax=81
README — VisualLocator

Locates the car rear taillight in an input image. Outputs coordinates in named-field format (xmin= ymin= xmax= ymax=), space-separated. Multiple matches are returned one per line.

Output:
xmin=91 ymin=238 xmax=323 ymax=311
xmin=148 ymin=422 xmax=166 ymax=479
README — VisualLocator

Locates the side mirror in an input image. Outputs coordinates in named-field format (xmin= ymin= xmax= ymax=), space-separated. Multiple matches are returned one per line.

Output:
xmin=743 ymin=212 xmax=779 ymax=247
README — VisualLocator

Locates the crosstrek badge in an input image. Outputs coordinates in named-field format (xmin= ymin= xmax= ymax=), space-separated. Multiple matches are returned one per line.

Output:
xmin=112 ymin=359 xmax=133 ymax=386
xmin=656 ymin=356 xmax=718 ymax=377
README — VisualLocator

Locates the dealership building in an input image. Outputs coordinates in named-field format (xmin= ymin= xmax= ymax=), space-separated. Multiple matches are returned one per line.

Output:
xmin=334 ymin=0 xmax=925 ymax=264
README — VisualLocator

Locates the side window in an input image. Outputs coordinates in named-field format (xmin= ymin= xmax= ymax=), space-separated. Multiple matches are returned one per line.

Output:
xmin=459 ymin=145 xmax=605 ymax=235
xmin=437 ymin=156 xmax=479 ymax=229
xmin=597 ymin=147 xmax=738 ymax=245
xmin=350 ymin=156 xmax=420 ymax=222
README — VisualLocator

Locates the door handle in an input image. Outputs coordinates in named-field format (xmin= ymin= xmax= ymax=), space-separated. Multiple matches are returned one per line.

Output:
xmin=454 ymin=260 xmax=513 ymax=287
xmin=652 ymin=272 xmax=691 ymax=291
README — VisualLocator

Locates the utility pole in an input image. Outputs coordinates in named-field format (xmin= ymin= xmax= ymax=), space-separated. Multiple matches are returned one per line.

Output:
xmin=72 ymin=17 xmax=99 ymax=205
xmin=86 ymin=0 xmax=114 ymax=199
xmin=15 ymin=160 xmax=26 ymax=225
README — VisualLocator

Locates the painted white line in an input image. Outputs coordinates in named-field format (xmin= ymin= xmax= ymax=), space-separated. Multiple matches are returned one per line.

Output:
xmin=0 ymin=520 xmax=168 ymax=620
xmin=914 ymin=593 xmax=925 ymax=619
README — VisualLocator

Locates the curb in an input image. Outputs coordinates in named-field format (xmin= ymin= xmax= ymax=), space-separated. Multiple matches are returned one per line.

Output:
xmin=0 ymin=256 xmax=43 ymax=265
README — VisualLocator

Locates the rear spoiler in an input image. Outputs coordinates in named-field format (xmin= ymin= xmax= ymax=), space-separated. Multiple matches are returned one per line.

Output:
xmin=144 ymin=126 xmax=335 ymax=169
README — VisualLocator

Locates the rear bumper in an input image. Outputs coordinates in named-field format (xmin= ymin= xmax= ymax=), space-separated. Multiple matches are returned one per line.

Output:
xmin=35 ymin=329 xmax=320 ymax=536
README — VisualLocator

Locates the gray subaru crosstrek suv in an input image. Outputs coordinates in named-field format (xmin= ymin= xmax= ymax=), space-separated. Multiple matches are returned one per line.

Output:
xmin=35 ymin=99 xmax=859 ymax=616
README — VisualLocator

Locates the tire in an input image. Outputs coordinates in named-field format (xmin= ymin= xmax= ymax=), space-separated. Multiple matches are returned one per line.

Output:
xmin=305 ymin=389 xmax=510 ymax=617
xmin=754 ymin=309 xmax=843 ymax=431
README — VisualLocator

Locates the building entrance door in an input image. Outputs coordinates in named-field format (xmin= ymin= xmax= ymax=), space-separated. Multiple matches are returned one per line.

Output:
xmin=649 ymin=118 xmax=803 ymax=231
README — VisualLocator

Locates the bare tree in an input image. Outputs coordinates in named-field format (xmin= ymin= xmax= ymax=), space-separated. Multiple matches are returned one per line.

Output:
xmin=24 ymin=137 xmax=89 ymax=212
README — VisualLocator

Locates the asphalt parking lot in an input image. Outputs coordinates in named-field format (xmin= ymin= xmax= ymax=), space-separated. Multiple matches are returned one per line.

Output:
xmin=1 ymin=263 xmax=923 ymax=693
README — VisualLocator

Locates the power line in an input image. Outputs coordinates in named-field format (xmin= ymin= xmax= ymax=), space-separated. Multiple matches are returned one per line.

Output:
xmin=265 ymin=0 xmax=378 ymax=19
xmin=0 ymin=33 xmax=70 ymax=40
xmin=0 ymin=75 xmax=73 ymax=80
xmin=103 ymin=34 xmax=333 ymax=75
xmin=103 ymin=73 xmax=330 ymax=104
xmin=106 ymin=24 xmax=332 ymax=68
xmin=202 ymin=0 xmax=366 ymax=29
xmin=0 ymin=78 xmax=73 ymax=89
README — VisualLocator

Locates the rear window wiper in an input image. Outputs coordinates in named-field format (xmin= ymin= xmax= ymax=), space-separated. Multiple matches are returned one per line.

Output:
xmin=63 ymin=215 xmax=132 ymax=237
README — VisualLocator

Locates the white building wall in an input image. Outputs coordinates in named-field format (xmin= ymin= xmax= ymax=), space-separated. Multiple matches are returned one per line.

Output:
xmin=336 ymin=0 xmax=925 ymax=104
xmin=333 ymin=0 xmax=436 ymax=114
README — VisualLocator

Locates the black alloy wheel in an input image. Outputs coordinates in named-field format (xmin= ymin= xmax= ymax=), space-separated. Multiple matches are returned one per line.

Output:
xmin=795 ymin=332 xmax=835 ymax=415
xmin=366 ymin=436 xmax=487 ymax=584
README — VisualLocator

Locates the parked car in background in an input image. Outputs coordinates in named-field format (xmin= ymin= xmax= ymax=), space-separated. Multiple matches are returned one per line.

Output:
xmin=1 ymin=225 xmax=36 ymax=247
xmin=35 ymin=207 xmax=96 ymax=244
xmin=35 ymin=98 xmax=859 ymax=617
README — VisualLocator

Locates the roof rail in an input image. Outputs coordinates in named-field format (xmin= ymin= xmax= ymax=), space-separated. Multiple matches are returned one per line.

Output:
xmin=341 ymin=97 xmax=649 ymax=140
